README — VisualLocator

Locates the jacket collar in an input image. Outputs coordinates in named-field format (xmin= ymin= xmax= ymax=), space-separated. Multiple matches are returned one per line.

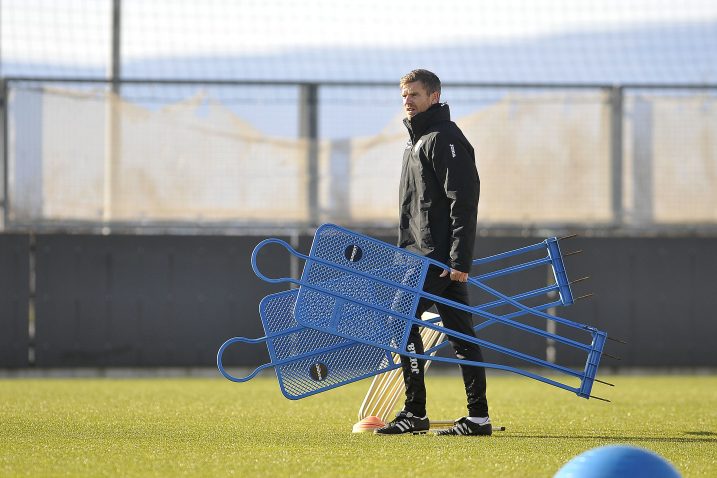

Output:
xmin=403 ymin=103 xmax=451 ymax=142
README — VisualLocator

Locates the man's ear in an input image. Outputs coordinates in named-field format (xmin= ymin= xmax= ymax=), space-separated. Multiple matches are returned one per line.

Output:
xmin=431 ymin=91 xmax=440 ymax=104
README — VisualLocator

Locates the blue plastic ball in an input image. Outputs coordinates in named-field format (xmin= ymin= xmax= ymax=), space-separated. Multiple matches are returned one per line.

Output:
xmin=554 ymin=445 xmax=681 ymax=478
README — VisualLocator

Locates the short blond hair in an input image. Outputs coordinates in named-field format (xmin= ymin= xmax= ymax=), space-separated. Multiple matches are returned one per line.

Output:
xmin=399 ymin=69 xmax=441 ymax=96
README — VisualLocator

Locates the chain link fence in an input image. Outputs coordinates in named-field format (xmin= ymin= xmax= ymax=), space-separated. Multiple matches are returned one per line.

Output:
xmin=2 ymin=79 xmax=716 ymax=234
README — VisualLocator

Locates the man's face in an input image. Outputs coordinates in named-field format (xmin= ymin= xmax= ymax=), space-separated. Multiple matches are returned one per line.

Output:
xmin=401 ymin=81 xmax=439 ymax=119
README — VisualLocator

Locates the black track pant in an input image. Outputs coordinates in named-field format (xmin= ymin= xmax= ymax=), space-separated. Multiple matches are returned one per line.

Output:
xmin=400 ymin=265 xmax=489 ymax=418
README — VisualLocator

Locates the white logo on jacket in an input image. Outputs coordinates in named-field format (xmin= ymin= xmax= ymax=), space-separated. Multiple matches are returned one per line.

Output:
xmin=450 ymin=144 xmax=456 ymax=158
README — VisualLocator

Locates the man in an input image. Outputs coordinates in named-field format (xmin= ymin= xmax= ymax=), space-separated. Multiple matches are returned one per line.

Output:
xmin=375 ymin=69 xmax=490 ymax=436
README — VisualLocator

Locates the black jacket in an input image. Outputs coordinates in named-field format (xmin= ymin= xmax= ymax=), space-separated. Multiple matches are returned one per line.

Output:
xmin=398 ymin=103 xmax=480 ymax=272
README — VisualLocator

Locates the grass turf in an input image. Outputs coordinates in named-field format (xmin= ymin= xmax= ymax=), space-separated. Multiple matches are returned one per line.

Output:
xmin=1 ymin=374 xmax=715 ymax=477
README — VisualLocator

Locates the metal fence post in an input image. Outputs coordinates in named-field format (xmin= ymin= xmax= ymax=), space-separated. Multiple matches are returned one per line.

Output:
xmin=631 ymin=96 xmax=654 ymax=226
xmin=609 ymin=86 xmax=624 ymax=228
xmin=299 ymin=83 xmax=319 ymax=227
xmin=1 ymin=78 xmax=7 ymax=231
xmin=103 ymin=0 xmax=122 ymax=228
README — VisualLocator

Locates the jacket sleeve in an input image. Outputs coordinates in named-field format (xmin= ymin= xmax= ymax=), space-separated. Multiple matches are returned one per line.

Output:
xmin=430 ymin=133 xmax=480 ymax=272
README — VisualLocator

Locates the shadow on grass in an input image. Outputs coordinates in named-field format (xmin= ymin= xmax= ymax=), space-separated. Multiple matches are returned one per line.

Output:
xmin=498 ymin=434 xmax=717 ymax=443
xmin=684 ymin=431 xmax=717 ymax=437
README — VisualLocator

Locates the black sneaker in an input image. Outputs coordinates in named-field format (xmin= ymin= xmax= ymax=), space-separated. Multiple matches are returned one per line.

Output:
xmin=435 ymin=417 xmax=492 ymax=436
xmin=374 ymin=411 xmax=430 ymax=435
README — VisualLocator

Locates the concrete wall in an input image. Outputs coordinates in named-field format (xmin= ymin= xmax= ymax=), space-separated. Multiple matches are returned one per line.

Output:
xmin=1 ymin=233 xmax=715 ymax=369
xmin=0 ymin=234 xmax=30 ymax=367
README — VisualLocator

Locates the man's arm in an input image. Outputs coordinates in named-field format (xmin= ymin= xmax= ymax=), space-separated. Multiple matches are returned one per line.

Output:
xmin=430 ymin=133 xmax=480 ymax=277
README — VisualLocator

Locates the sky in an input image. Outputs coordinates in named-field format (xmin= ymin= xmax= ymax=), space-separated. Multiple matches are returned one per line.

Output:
xmin=2 ymin=0 xmax=716 ymax=139
xmin=2 ymin=0 xmax=717 ymax=69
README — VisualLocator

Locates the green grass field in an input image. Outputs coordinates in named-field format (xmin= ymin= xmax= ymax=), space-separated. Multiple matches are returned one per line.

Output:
xmin=1 ymin=374 xmax=715 ymax=477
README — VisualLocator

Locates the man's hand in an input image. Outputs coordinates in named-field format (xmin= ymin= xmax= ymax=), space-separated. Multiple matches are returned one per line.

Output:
xmin=440 ymin=268 xmax=469 ymax=282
